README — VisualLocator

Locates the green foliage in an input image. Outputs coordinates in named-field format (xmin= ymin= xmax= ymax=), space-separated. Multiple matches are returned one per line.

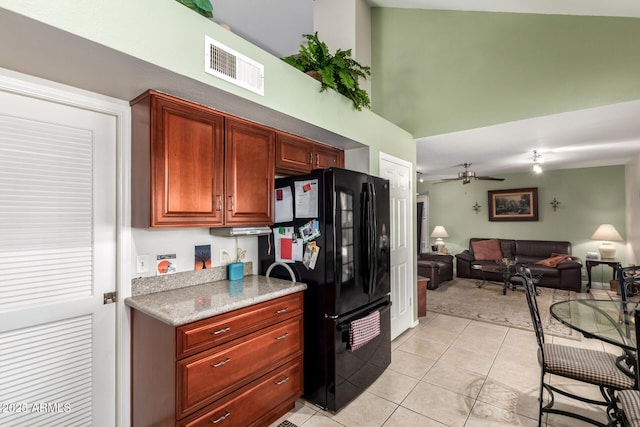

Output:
xmin=283 ymin=33 xmax=371 ymax=111
xmin=176 ymin=0 xmax=213 ymax=18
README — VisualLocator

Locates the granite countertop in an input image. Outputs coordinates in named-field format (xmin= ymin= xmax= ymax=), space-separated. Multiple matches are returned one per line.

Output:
xmin=125 ymin=275 xmax=307 ymax=326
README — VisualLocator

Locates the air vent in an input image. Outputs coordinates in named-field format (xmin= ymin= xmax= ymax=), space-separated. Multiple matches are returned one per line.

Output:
xmin=205 ymin=36 xmax=264 ymax=95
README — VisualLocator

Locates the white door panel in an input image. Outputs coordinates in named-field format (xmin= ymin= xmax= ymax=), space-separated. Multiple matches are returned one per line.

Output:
xmin=0 ymin=89 xmax=116 ymax=426
xmin=379 ymin=154 xmax=414 ymax=340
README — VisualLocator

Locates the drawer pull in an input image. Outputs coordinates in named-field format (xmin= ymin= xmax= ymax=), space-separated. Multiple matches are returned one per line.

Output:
xmin=276 ymin=307 xmax=289 ymax=314
xmin=211 ymin=327 xmax=230 ymax=335
xmin=274 ymin=375 xmax=290 ymax=385
xmin=275 ymin=332 xmax=289 ymax=340
xmin=211 ymin=411 xmax=230 ymax=424
xmin=211 ymin=358 xmax=231 ymax=368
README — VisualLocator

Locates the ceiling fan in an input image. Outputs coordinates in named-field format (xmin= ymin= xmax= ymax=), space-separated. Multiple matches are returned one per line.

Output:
xmin=434 ymin=163 xmax=505 ymax=184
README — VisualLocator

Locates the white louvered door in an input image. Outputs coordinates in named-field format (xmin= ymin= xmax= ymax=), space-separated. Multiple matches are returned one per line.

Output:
xmin=0 ymin=89 xmax=116 ymax=426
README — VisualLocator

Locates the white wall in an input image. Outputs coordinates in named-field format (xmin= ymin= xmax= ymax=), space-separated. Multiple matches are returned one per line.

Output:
xmin=625 ymin=154 xmax=640 ymax=265
xmin=313 ymin=0 xmax=372 ymax=95
xmin=131 ymin=229 xmax=259 ymax=278
xmin=211 ymin=0 xmax=313 ymax=58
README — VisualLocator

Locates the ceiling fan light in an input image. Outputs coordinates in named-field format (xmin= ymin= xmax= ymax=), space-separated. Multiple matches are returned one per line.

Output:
xmin=532 ymin=163 xmax=542 ymax=174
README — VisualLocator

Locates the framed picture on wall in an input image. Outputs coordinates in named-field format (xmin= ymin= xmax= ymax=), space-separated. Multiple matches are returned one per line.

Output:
xmin=488 ymin=187 xmax=538 ymax=221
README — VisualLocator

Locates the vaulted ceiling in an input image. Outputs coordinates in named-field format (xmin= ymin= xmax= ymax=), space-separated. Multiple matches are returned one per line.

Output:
xmin=368 ymin=0 xmax=640 ymax=180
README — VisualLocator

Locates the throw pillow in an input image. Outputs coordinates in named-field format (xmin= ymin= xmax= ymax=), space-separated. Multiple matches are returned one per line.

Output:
xmin=472 ymin=239 xmax=503 ymax=261
xmin=536 ymin=254 xmax=571 ymax=267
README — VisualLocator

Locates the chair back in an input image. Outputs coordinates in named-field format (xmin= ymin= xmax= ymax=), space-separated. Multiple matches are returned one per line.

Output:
xmin=618 ymin=265 xmax=638 ymax=302
xmin=519 ymin=264 xmax=545 ymax=348
xmin=635 ymin=309 xmax=640 ymax=378
xmin=618 ymin=265 xmax=638 ymax=340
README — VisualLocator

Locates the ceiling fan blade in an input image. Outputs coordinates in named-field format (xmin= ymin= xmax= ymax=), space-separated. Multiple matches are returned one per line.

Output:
xmin=476 ymin=176 xmax=505 ymax=181
xmin=433 ymin=163 xmax=506 ymax=184
xmin=433 ymin=177 xmax=463 ymax=184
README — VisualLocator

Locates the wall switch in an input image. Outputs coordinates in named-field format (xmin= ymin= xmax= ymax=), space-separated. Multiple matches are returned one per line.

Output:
xmin=220 ymin=250 xmax=230 ymax=263
xmin=137 ymin=255 xmax=149 ymax=273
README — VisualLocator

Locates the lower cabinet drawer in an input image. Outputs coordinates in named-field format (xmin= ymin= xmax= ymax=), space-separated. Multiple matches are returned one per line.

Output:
xmin=177 ymin=293 xmax=303 ymax=358
xmin=177 ymin=316 xmax=303 ymax=418
xmin=178 ymin=358 xmax=303 ymax=427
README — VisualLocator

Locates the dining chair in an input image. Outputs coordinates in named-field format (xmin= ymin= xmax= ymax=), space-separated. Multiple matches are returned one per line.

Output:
xmin=612 ymin=307 xmax=640 ymax=427
xmin=618 ymin=266 xmax=640 ymax=298
xmin=519 ymin=265 xmax=636 ymax=427
xmin=616 ymin=265 xmax=639 ymax=367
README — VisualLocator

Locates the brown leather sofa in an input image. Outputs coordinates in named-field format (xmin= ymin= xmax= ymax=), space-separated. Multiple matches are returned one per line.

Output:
xmin=417 ymin=253 xmax=454 ymax=289
xmin=456 ymin=238 xmax=583 ymax=292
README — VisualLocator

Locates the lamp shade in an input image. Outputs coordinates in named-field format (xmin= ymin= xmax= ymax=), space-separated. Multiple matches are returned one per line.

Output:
xmin=430 ymin=226 xmax=449 ymax=238
xmin=590 ymin=224 xmax=623 ymax=259
xmin=590 ymin=224 xmax=623 ymax=241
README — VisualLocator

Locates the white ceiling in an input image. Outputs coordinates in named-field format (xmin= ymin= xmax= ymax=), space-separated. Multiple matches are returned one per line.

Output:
xmin=417 ymin=100 xmax=640 ymax=181
xmin=369 ymin=0 xmax=640 ymax=181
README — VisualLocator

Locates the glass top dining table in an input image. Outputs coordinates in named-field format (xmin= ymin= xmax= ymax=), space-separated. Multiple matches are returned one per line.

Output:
xmin=550 ymin=299 xmax=639 ymax=351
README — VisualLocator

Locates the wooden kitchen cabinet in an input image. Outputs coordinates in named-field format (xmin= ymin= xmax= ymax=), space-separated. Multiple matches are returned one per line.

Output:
xmin=131 ymin=90 xmax=274 ymax=228
xmin=276 ymin=132 xmax=344 ymax=174
xmin=225 ymin=118 xmax=274 ymax=225
xmin=131 ymin=90 xmax=225 ymax=228
xmin=131 ymin=292 xmax=304 ymax=427
xmin=313 ymin=141 xmax=344 ymax=169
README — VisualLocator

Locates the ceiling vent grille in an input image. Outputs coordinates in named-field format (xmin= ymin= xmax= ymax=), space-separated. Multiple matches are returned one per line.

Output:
xmin=205 ymin=36 xmax=264 ymax=96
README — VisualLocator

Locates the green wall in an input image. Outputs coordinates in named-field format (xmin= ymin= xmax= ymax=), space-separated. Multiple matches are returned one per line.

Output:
xmin=420 ymin=165 xmax=626 ymax=279
xmin=0 ymin=1 xmax=415 ymax=174
xmin=371 ymin=8 xmax=640 ymax=138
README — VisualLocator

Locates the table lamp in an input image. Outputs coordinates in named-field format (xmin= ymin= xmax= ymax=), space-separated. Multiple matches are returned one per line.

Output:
xmin=590 ymin=224 xmax=623 ymax=259
xmin=430 ymin=226 xmax=449 ymax=253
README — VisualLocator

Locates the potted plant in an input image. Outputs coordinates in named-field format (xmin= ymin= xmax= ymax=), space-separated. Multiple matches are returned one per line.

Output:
xmin=176 ymin=0 xmax=213 ymax=18
xmin=282 ymin=32 xmax=372 ymax=111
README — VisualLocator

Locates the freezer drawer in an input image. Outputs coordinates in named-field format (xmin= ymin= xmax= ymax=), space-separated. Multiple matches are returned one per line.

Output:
xmin=305 ymin=298 xmax=391 ymax=412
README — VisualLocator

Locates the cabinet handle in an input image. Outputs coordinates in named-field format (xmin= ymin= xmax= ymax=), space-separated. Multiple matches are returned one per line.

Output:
xmin=308 ymin=152 xmax=313 ymax=165
xmin=211 ymin=357 xmax=231 ymax=368
xmin=211 ymin=326 xmax=230 ymax=335
xmin=210 ymin=411 xmax=230 ymax=424
xmin=275 ymin=332 xmax=289 ymax=340
xmin=228 ymin=195 xmax=234 ymax=211
xmin=216 ymin=195 xmax=222 ymax=212
xmin=276 ymin=307 xmax=288 ymax=314
xmin=315 ymin=153 xmax=319 ymax=166
xmin=274 ymin=376 xmax=290 ymax=385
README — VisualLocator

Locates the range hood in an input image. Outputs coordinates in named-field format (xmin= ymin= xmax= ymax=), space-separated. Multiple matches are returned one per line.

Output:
xmin=209 ymin=226 xmax=272 ymax=237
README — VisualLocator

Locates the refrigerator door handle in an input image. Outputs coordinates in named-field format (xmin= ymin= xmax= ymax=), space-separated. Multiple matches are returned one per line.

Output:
xmin=361 ymin=184 xmax=373 ymax=294
xmin=361 ymin=182 xmax=378 ymax=296
xmin=369 ymin=182 xmax=378 ymax=295
xmin=334 ymin=298 xmax=392 ymax=332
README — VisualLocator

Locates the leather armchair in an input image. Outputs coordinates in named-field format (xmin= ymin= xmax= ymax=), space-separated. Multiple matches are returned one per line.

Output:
xmin=417 ymin=253 xmax=454 ymax=289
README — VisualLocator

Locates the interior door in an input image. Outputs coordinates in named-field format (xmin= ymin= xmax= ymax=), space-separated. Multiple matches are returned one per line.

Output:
xmin=379 ymin=154 xmax=414 ymax=340
xmin=0 ymin=88 xmax=117 ymax=426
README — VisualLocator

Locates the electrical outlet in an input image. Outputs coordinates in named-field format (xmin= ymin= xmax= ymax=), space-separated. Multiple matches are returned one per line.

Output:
xmin=136 ymin=255 xmax=149 ymax=273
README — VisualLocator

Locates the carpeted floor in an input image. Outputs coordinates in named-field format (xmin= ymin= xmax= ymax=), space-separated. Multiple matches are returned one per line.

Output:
xmin=426 ymin=277 xmax=583 ymax=339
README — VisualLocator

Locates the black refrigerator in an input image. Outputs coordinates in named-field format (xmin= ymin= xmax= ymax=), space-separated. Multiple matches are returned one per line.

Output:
xmin=258 ymin=168 xmax=391 ymax=412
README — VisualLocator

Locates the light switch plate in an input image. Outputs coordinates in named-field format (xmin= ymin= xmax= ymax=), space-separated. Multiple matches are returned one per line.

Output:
xmin=136 ymin=255 xmax=149 ymax=273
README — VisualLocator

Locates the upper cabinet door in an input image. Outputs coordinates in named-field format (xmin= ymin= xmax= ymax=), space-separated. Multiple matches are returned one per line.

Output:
xmin=225 ymin=118 xmax=275 ymax=225
xmin=275 ymin=132 xmax=345 ymax=175
xmin=313 ymin=143 xmax=344 ymax=169
xmin=275 ymin=133 xmax=312 ymax=174
xmin=132 ymin=91 xmax=225 ymax=228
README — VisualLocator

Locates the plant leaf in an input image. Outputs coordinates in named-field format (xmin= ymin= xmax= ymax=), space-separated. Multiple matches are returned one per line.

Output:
xmin=193 ymin=0 xmax=213 ymax=12
xmin=175 ymin=0 xmax=212 ymax=17
xmin=281 ymin=32 xmax=371 ymax=110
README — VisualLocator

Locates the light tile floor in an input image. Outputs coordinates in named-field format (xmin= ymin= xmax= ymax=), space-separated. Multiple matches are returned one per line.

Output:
xmin=271 ymin=285 xmax=628 ymax=427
